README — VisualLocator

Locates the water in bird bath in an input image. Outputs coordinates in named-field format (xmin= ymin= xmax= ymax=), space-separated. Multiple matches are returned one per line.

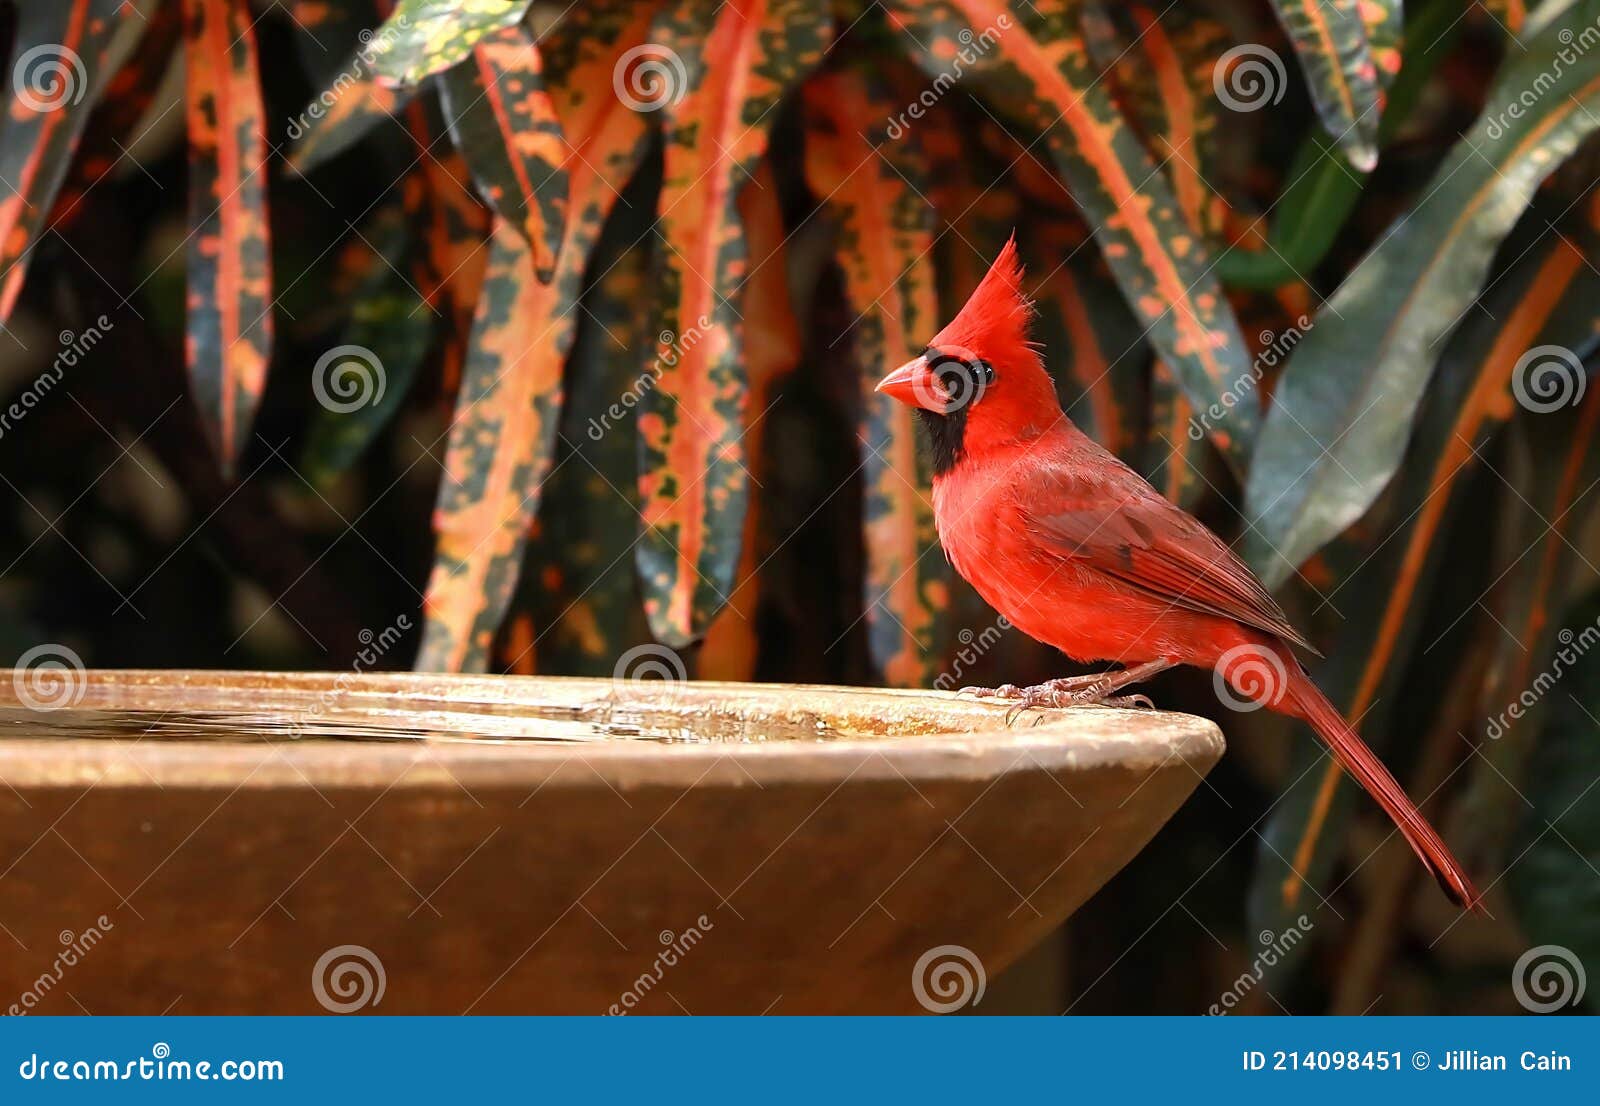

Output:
xmin=0 ymin=695 xmax=861 ymax=745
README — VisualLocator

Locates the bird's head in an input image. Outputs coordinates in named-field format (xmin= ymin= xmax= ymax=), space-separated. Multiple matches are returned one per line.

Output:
xmin=874 ymin=235 xmax=1062 ymax=475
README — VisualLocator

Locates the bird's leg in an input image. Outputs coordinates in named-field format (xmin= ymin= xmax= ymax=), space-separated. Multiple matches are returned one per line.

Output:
xmin=962 ymin=659 xmax=1176 ymax=712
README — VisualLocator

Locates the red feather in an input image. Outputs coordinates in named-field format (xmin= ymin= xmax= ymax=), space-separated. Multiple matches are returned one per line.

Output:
xmin=876 ymin=241 xmax=1481 ymax=911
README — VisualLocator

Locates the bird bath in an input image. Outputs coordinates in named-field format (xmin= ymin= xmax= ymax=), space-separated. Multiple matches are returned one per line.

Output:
xmin=0 ymin=670 xmax=1222 ymax=1013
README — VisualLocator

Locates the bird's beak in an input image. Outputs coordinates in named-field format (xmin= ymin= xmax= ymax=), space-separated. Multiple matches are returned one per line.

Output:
xmin=874 ymin=355 xmax=947 ymax=413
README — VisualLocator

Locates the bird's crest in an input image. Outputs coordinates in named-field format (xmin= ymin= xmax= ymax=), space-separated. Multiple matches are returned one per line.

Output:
xmin=930 ymin=234 xmax=1038 ymax=369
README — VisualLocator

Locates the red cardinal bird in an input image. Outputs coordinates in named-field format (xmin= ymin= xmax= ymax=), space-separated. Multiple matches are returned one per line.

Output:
xmin=874 ymin=238 xmax=1480 ymax=910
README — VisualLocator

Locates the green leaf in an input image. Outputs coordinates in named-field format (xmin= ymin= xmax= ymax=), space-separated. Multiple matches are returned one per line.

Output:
xmin=1268 ymin=0 xmax=1382 ymax=170
xmin=1450 ymin=378 xmax=1600 ymax=871
xmin=1509 ymin=589 xmax=1600 ymax=1013
xmin=1244 ymin=0 xmax=1600 ymax=587
xmin=368 ymin=0 xmax=536 ymax=87
xmin=1247 ymin=224 xmax=1600 ymax=975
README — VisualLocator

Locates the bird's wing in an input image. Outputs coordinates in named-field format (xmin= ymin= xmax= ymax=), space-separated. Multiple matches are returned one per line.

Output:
xmin=1023 ymin=461 xmax=1318 ymax=655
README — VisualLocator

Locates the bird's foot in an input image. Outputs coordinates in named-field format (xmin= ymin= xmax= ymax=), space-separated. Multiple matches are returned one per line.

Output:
xmin=959 ymin=661 xmax=1175 ymax=718
xmin=958 ymin=671 xmax=1108 ymax=702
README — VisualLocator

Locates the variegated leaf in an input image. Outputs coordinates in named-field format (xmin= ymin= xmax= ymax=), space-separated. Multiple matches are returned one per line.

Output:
xmin=183 ymin=0 xmax=273 ymax=472
xmin=1245 ymin=1 xmax=1600 ymax=586
xmin=301 ymin=205 xmax=434 ymax=484
xmin=48 ymin=0 xmax=181 ymax=234
xmin=288 ymin=6 xmax=418 ymax=176
xmin=1268 ymin=0 xmax=1382 ymax=170
xmin=802 ymin=69 xmax=951 ymax=687
xmin=883 ymin=0 xmax=1258 ymax=475
xmin=0 ymin=0 xmax=141 ymax=319
xmin=417 ymin=0 xmax=654 ymax=671
xmin=636 ymin=0 xmax=831 ymax=646
xmin=438 ymin=23 xmax=568 ymax=282
xmin=368 ymin=0 xmax=536 ymax=86
xmin=699 ymin=157 xmax=800 ymax=681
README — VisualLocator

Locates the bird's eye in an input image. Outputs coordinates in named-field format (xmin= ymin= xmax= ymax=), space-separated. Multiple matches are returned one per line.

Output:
xmin=925 ymin=350 xmax=995 ymax=412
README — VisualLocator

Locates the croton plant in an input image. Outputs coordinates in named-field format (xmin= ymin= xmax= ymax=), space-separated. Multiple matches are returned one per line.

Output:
xmin=4 ymin=0 xmax=1600 ymax=1002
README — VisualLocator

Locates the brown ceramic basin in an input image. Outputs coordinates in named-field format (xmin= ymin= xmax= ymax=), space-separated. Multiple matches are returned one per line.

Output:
xmin=0 ymin=670 xmax=1222 ymax=1014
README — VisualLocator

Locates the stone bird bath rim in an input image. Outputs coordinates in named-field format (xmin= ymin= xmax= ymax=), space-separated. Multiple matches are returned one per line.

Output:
xmin=0 ymin=669 xmax=1223 ymax=1013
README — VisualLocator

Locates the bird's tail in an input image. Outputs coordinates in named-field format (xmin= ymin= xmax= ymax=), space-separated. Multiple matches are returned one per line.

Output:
xmin=1284 ymin=668 xmax=1482 ymax=912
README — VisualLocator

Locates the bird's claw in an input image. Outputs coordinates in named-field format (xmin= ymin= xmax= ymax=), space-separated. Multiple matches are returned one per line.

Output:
xmin=963 ymin=678 xmax=1160 ymax=723
xmin=958 ymin=683 xmax=1022 ymax=699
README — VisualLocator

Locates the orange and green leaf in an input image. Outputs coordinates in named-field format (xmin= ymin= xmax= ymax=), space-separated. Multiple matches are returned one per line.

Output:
xmin=368 ymin=0 xmax=536 ymax=87
xmin=699 ymin=157 xmax=801 ymax=681
xmin=883 ymin=0 xmax=1259 ymax=475
xmin=287 ymin=0 xmax=417 ymax=178
xmin=438 ymin=23 xmax=568 ymax=282
xmin=1245 ymin=3 xmax=1600 ymax=586
xmin=1269 ymin=0 xmax=1382 ymax=170
xmin=417 ymin=0 xmax=654 ymax=671
xmin=636 ymin=0 xmax=831 ymax=647
xmin=182 ymin=0 xmax=274 ymax=472
xmin=48 ymin=0 xmax=181 ymax=233
xmin=803 ymin=69 xmax=951 ymax=687
xmin=0 ymin=0 xmax=141 ymax=320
